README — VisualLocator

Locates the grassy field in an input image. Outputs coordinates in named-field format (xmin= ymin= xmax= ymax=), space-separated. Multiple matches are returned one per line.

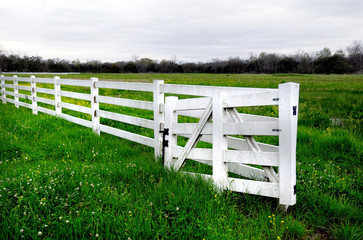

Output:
xmin=0 ymin=73 xmax=362 ymax=239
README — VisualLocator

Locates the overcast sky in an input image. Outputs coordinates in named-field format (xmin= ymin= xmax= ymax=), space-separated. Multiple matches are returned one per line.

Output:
xmin=1 ymin=0 xmax=362 ymax=62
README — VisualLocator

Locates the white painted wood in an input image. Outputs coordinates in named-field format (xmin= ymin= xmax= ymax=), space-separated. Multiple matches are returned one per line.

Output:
xmin=61 ymin=102 xmax=92 ymax=114
xmin=97 ymin=95 xmax=154 ymax=111
xmin=61 ymin=113 xmax=92 ymax=128
xmin=0 ymin=75 xmax=5 ymax=104
xmin=173 ymin=99 xmax=213 ymax=170
xmin=164 ymin=96 xmax=178 ymax=169
xmin=17 ymin=100 xmax=32 ymax=109
xmin=34 ymin=78 xmax=55 ymax=84
xmin=174 ymin=97 xmax=211 ymax=111
xmin=35 ymin=97 xmax=55 ymax=106
xmin=37 ymin=106 xmax=56 ymax=116
xmin=212 ymin=92 xmax=229 ymax=189
xmin=98 ymin=110 xmax=154 ymax=129
xmin=59 ymin=90 xmax=91 ymax=101
xmin=4 ymin=84 xmax=14 ymax=88
xmin=90 ymin=77 xmax=100 ymax=135
xmin=227 ymin=164 xmax=268 ymax=181
xmin=224 ymin=150 xmax=279 ymax=166
xmin=99 ymin=124 xmax=155 ymax=148
xmin=223 ymin=91 xmax=279 ymax=107
xmin=227 ymin=108 xmax=279 ymax=183
xmin=224 ymin=122 xmax=279 ymax=136
xmin=160 ymin=84 xmax=276 ymax=97
xmin=95 ymin=81 xmax=153 ymax=92
xmin=227 ymin=177 xmax=279 ymax=198
xmin=16 ymin=77 xmax=32 ymax=83
xmin=59 ymin=79 xmax=91 ymax=87
xmin=5 ymin=98 xmax=15 ymax=104
xmin=36 ymin=87 xmax=55 ymax=95
xmin=14 ymin=75 xmax=19 ymax=108
xmin=153 ymin=80 xmax=164 ymax=159
xmin=173 ymin=123 xmax=212 ymax=135
xmin=4 ymin=91 xmax=15 ymax=96
xmin=278 ymin=82 xmax=299 ymax=206
xmin=173 ymin=122 xmax=279 ymax=136
xmin=238 ymin=113 xmax=278 ymax=123
xmin=179 ymin=134 xmax=279 ymax=152
xmin=172 ymin=146 xmax=212 ymax=161
xmin=182 ymin=172 xmax=278 ymax=198
xmin=31 ymin=76 xmax=37 ymax=115
xmin=54 ymin=76 xmax=61 ymax=116
xmin=17 ymin=85 xmax=32 ymax=91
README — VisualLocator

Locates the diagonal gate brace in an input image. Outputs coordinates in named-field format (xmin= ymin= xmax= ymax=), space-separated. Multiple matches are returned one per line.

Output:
xmin=173 ymin=99 xmax=213 ymax=170
xmin=227 ymin=108 xmax=279 ymax=183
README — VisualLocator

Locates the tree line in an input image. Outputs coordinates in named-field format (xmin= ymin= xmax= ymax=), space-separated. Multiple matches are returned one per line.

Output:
xmin=1 ymin=41 xmax=362 ymax=74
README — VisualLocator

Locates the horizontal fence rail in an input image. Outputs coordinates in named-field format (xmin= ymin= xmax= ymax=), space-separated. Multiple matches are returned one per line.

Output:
xmin=0 ymin=74 xmax=299 ymax=210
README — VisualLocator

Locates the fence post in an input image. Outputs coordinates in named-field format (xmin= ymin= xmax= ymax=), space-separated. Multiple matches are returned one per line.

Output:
xmin=212 ymin=92 xmax=229 ymax=189
xmin=1 ymin=75 xmax=6 ymax=104
xmin=54 ymin=76 xmax=61 ymax=116
xmin=153 ymin=80 xmax=165 ymax=159
xmin=278 ymin=82 xmax=299 ymax=209
xmin=14 ymin=75 xmax=19 ymax=108
xmin=91 ymin=77 xmax=100 ymax=135
xmin=164 ymin=96 xmax=178 ymax=169
xmin=31 ymin=75 xmax=37 ymax=115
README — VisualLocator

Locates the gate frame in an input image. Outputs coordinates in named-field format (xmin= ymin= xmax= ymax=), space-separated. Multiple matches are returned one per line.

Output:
xmin=163 ymin=82 xmax=299 ymax=209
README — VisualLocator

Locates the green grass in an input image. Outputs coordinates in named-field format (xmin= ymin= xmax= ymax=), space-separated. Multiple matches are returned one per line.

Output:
xmin=1 ymin=73 xmax=362 ymax=239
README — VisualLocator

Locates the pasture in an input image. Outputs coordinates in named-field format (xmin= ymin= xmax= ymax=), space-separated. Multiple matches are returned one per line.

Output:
xmin=0 ymin=73 xmax=362 ymax=239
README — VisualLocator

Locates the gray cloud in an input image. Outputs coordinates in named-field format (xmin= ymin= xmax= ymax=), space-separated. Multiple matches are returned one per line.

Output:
xmin=1 ymin=0 xmax=362 ymax=62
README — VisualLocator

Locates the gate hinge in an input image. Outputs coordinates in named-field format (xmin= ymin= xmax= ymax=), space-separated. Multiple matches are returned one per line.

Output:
xmin=272 ymin=129 xmax=281 ymax=132
xmin=294 ymin=185 xmax=296 ymax=195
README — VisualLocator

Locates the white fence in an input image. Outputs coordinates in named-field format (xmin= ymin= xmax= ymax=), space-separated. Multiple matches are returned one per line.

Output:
xmin=0 ymin=75 xmax=299 ymax=209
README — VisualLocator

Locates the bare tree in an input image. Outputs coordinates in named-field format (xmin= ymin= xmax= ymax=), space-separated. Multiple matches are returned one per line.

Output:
xmin=347 ymin=40 xmax=363 ymax=73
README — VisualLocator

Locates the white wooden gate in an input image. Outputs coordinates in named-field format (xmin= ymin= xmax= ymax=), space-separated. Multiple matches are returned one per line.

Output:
xmin=163 ymin=83 xmax=299 ymax=209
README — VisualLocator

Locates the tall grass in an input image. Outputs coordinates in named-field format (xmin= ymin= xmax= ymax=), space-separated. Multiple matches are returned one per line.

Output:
xmin=1 ymin=73 xmax=362 ymax=239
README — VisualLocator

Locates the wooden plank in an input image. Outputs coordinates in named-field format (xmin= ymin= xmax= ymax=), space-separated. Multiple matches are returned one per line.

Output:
xmin=98 ymin=110 xmax=154 ymax=129
xmin=163 ymin=96 xmax=179 ymax=169
xmin=37 ymin=106 xmax=56 ymax=116
xmin=97 ymin=95 xmax=153 ymax=111
xmin=17 ymin=77 xmax=32 ymax=83
xmin=173 ymin=123 xmax=212 ymax=135
xmin=174 ymin=97 xmax=211 ymax=110
xmin=35 ymin=97 xmax=55 ymax=106
xmin=238 ymin=113 xmax=278 ymax=123
xmin=227 ymin=177 xmax=279 ymax=198
xmin=34 ymin=78 xmax=55 ymax=84
xmin=173 ymin=99 xmax=212 ymax=170
xmin=61 ymin=102 xmax=92 ymax=115
xmin=18 ymin=101 xmax=32 ymax=109
xmin=174 ymin=122 xmax=279 ymax=136
xmin=61 ymin=113 xmax=93 ymax=128
xmin=17 ymin=85 xmax=32 ymax=91
xmin=60 ymin=90 xmax=91 ymax=101
xmin=95 ymin=81 xmax=153 ymax=92
xmin=278 ymin=82 xmax=299 ymax=206
xmin=59 ymin=79 xmax=91 ymax=87
xmin=36 ymin=87 xmax=55 ymax=95
xmin=99 ymin=124 xmax=154 ymax=148
xmin=4 ymin=84 xmax=14 ymax=88
xmin=223 ymin=91 xmax=279 ymax=107
xmin=172 ymin=146 xmax=212 ymax=161
xmin=160 ymin=84 xmax=277 ymax=97
xmin=224 ymin=122 xmax=279 ymax=136
xmin=182 ymin=173 xmax=277 ymax=198
xmin=224 ymin=150 xmax=279 ymax=166
xmin=5 ymin=91 xmax=15 ymax=96
xmin=5 ymin=98 xmax=15 ymax=104
xmin=179 ymin=134 xmax=279 ymax=152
